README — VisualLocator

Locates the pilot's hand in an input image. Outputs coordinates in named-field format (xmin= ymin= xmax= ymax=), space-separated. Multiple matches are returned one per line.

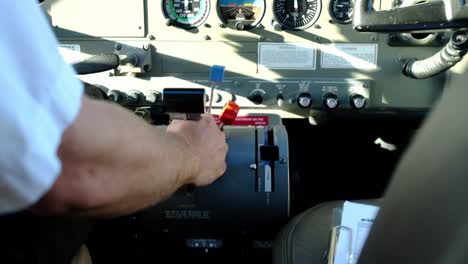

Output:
xmin=167 ymin=114 xmax=228 ymax=186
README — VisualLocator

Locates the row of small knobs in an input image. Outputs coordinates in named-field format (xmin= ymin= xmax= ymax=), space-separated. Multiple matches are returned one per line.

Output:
xmin=249 ymin=91 xmax=366 ymax=110
xmin=108 ymin=90 xmax=161 ymax=104
xmin=297 ymin=93 xmax=366 ymax=110
xmin=108 ymin=89 xmax=366 ymax=110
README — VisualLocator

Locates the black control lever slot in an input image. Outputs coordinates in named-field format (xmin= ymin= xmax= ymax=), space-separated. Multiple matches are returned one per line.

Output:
xmin=257 ymin=129 xmax=278 ymax=193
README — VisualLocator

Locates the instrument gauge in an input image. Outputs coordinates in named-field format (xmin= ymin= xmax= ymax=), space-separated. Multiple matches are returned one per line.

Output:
xmin=273 ymin=0 xmax=322 ymax=31
xmin=163 ymin=0 xmax=211 ymax=29
xmin=217 ymin=0 xmax=266 ymax=30
xmin=329 ymin=0 xmax=353 ymax=24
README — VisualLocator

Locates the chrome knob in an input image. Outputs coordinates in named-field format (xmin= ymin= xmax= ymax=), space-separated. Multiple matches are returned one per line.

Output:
xmin=350 ymin=94 xmax=367 ymax=110
xmin=323 ymin=94 xmax=339 ymax=110
xmin=297 ymin=93 xmax=312 ymax=108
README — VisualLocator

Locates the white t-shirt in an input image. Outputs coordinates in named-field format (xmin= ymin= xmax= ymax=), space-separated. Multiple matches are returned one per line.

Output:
xmin=0 ymin=0 xmax=83 ymax=214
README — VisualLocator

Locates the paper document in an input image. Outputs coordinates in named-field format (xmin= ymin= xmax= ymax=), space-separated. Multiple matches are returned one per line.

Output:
xmin=333 ymin=202 xmax=380 ymax=264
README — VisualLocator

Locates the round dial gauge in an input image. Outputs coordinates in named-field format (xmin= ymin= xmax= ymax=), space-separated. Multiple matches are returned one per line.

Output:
xmin=273 ymin=0 xmax=322 ymax=30
xmin=329 ymin=0 xmax=353 ymax=24
xmin=163 ymin=0 xmax=211 ymax=29
xmin=217 ymin=0 xmax=266 ymax=30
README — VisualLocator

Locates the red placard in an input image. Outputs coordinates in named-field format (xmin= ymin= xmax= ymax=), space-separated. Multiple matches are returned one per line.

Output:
xmin=213 ymin=116 xmax=269 ymax=126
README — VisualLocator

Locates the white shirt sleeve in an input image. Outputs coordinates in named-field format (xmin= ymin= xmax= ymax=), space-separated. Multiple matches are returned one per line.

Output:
xmin=0 ymin=0 xmax=83 ymax=214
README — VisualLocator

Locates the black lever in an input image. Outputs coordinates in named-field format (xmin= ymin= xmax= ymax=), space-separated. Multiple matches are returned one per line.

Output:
xmin=353 ymin=0 xmax=468 ymax=33
xmin=72 ymin=53 xmax=120 ymax=75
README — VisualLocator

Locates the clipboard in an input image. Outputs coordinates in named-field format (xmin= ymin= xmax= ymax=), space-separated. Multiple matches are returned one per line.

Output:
xmin=327 ymin=207 xmax=353 ymax=264
xmin=327 ymin=202 xmax=380 ymax=264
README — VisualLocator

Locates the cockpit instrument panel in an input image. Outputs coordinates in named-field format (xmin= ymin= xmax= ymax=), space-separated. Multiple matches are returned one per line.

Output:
xmin=163 ymin=0 xmax=211 ymax=29
xmin=217 ymin=0 xmax=266 ymax=30
xmin=273 ymin=0 xmax=322 ymax=30
xmin=46 ymin=0 xmax=455 ymax=117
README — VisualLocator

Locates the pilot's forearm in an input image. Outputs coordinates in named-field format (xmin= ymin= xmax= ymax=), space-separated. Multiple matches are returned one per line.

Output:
xmin=33 ymin=96 xmax=194 ymax=217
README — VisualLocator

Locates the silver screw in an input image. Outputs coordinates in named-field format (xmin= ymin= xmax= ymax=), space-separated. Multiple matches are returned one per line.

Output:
xmin=115 ymin=44 xmax=122 ymax=50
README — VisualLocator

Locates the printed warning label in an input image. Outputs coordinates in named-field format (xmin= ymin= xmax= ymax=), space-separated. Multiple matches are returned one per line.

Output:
xmin=258 ymin=43 xmax=316 ymax=70
xmin=214 ymin=116 xmax=269 ymax=126
xmin=321 ymin=44 xmax=378 ymax=69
